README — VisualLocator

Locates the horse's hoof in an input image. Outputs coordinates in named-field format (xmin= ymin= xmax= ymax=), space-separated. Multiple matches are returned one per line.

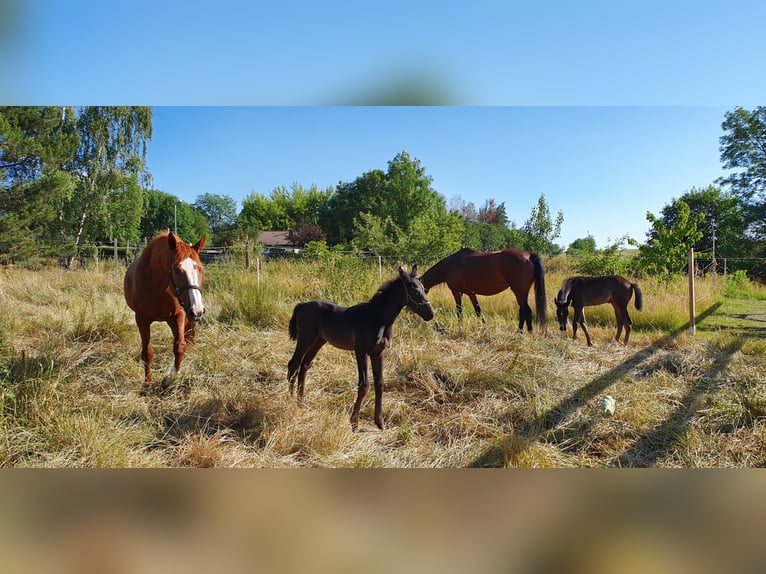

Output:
xmin=375 ymin=420 xmax=384 ymax=430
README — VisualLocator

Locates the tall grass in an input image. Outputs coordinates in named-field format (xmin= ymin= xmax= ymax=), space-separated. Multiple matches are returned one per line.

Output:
xmin=1 ymin=261 xmax=764 ymax=467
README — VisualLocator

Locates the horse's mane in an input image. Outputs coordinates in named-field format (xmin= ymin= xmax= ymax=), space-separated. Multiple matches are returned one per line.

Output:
xmin=370 ymin=276 xmax=403 ymax=304
xmin=422 ymin=248 xmax=474 ymax=287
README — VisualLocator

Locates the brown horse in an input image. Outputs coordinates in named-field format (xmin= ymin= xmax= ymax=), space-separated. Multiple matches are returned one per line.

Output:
xmin=420 ymin=247 xmax=547 ymax=332
xmin=287 ymin=266 xmax=434 ymax=430
xmin=124 ymin=231 xmax=206 ymax=388
xmin=555 ymin=275 xmax=643 ymax=346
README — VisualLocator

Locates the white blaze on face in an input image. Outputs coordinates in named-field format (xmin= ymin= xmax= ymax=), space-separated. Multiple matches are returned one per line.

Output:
xmin=180 ymin=256 xmax=205 ymax=319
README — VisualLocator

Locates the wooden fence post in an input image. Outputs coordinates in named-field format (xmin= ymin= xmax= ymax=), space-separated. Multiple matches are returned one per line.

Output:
xmin=688 ymin=247 xmax=696 ymax=335
xmin=245 ymin=240 xmax=251 ymax=271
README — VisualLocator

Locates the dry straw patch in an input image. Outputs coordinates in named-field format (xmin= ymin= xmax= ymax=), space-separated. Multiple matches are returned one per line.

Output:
xmin=0 ymin=263 xmax=764 ymax=467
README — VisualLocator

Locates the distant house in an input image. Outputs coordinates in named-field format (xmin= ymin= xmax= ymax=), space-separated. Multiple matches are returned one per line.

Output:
xmin=257 ymin=230 xmax=301 ymax=256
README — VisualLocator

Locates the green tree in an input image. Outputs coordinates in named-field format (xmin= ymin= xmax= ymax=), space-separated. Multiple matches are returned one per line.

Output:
xmin=352 ymin=210 xmax=464 ymax=260
xmin=139 ymin=190 xmax=209 ymax=243
xmin=323 ymin=151 xmax=444 ymax=245
xmin=285 ymin=183 xmax=332 ymax=225
xmin=567 ymin=235 xmax=597 ymax=254
xmin=651 ymin=185 xmax=747 ymax=259
xmin=638 ymin=199 xmax=704 ymax=276
xmin=463 ymin=221 xmax=517 ymax=251
xmin=194 ymin=192 xmax=237 ymax=236
xmin=718 ymin=106 xmax=766 ymax=245
xmin=57 ymin=107 xmax=152 ymax=266
xmin=522 ymin=193 xmax=564 ymax=255
xmin=0 ymin=106 xmax=79 ymax=263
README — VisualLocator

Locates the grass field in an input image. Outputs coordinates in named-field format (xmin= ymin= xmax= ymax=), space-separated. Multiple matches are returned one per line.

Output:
xmin=1 ymin=259 xmax=765 ymax=467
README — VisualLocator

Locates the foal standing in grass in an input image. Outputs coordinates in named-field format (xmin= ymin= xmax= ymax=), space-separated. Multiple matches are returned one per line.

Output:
xmin=287 ymin=266 xmax=434 ymax=430
xmin=555 ymin=275 xmax=643 ymax=346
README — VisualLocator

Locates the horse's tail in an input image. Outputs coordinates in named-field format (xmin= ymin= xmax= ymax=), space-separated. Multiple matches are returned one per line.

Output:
xmin=531 ymin=252 xmax=547 ymax=332
xmin=631 ymin=282 xmax=644 ymax=311
xmin=288 ymin=304 xmax=301 ymax=341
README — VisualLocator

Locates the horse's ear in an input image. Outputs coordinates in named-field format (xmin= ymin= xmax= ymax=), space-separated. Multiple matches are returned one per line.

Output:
xmin=168 ymin=232 xmax=178 ymax=251
xmin=193 ymin=234 xmax=207 ymax=253
xmin=398 ymin=266 xmax=406 ymax=278
xmin=410 ymin=264 xmax=418 ymax=277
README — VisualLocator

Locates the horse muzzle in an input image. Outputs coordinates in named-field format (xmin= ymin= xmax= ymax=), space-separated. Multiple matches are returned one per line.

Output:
xmin=417 ymin=304 xmax=435 ymax=321
xmin=185 ymin=306 xmax=205 ymax=322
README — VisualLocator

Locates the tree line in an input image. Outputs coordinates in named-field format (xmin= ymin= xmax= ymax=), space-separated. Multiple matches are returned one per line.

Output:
xmin=2 ymin=106 xmax=765 ymax=279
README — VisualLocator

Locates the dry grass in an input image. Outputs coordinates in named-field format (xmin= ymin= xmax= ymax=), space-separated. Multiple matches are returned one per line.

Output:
xmin=1 ymin=261 xmax=764 ymax=467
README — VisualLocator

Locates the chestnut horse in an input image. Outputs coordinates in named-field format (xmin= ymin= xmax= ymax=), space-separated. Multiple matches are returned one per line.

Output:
xmin=124 ymin=231 xmax=206 ymax=388
xmin=555 ymin=275 xmax=643 ymax=346
xmin=420 ymin=247 xmax=547 ymax=332
xmin=287 ymin=266 xmax=434 ymax=430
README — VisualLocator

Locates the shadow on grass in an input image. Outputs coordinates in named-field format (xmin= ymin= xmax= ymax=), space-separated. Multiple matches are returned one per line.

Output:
xmin=471 ymin=302 xmax=734 ymax=468
xmin=161 ymin=397 xmax=268 ymax=446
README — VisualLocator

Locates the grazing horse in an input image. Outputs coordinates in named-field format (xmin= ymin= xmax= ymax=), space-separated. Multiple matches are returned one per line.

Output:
xmin=124 ymin=231 xmax=206 ymax=388
xmin=555 ymin=275 xmax=643 ymax=346
xmin=287 ymin=266 xmax=434 ymax=430
xmin=420 ymin=247 xmax=547 ymax=332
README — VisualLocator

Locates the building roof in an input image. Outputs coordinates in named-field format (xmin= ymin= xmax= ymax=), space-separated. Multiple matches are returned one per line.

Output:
xmin=256 ymin=230 xmax=293 ymax=246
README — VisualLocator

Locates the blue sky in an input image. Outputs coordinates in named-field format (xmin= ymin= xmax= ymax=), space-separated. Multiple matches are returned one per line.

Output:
xmin=149 ymin=106 xmax=728 ymax=248
xmin=2 ymin=0 xmax=764 ymax=247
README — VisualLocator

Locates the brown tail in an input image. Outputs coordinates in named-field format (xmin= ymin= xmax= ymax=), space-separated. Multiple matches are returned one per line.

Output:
xmin=631 ymin=283 xmax=644 ymax=311
xmin=531 ymin=252 xmax=547 ymax=331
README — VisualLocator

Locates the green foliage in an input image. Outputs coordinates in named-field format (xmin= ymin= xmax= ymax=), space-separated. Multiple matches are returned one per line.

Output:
xmin=301 ymin=240 xmax=331 ymax=259
xmin=721 ymin=270 xmax=766 ymax=300
xmin=652 ymin=185 xmax=747 ymax=258
xmin=194 ymin=192 xmax=237 ymax=236
xmin=719 ymin=106 xmax=766 ymax=203
xmin=522 ymin=193 xmax=564 ymax=255
xmin=323 ymin=151 xmax=444 ymax=246
xmin=352 ymin=210 xmax=464 ymax=260
xmin=462 ymin=221 xmax=519 ymax=251
xmin=0 ymin=107 xmax=80 ymax=263
xmin=567 ymin=235 xmax=597 ymax=254
xmin=571 ymin=236 xmax=639 ymax=276
xmin=55 ymin=107 xmax=153 ymax=265
xmin=139 ymin=190 xmax=209 ymax=243
xmin=637 ymin=200 xmax=703 ymax=277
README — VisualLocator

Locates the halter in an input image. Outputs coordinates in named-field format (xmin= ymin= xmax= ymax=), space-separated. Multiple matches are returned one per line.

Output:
xmin=168 ymin=270 xmax=203 ymax=321
xmin=402 ymin=277 xmax=429 ymax=313
xmin=168 ymin=270 xmax=202 ymax=298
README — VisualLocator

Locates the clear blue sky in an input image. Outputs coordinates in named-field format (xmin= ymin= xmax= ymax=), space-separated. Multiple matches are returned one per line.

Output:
xmin=2 ymin=0 xmax=764 ymax=247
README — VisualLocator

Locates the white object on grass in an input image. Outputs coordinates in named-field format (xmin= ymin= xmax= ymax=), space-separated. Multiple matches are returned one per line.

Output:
xmin=600 ymin=395 xmax=616 ymax=416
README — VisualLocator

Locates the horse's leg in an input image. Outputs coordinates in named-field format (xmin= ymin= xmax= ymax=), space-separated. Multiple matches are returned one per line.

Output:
xmin=574 ymin=307 xmax=593 ymax=347
xmin=451 ymin=290 xmax=464 ymax=321
xmin=350 ymin=348 xmax=369 ymax=431
xmin=612 ymin=304 xmax=624 ymax=343
xmin=623 ymin=308 xmax=633 ymax=345
xmin=287 ymin=335 xmax=315 ymax=395
xmin=296 ymin=339 xmax=326 ymax=401
xmin=513 ymin=291 xmax=533 ymax=332
xmin=163 ymin=315 xmax=187 ymax=388
xmin=136 ymin=314 xmax=154 ymax=384
xmin=467 ymin=294 xmax=485 ymax=324
xmin=370 ymin=351 xmax=385 ymax=430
